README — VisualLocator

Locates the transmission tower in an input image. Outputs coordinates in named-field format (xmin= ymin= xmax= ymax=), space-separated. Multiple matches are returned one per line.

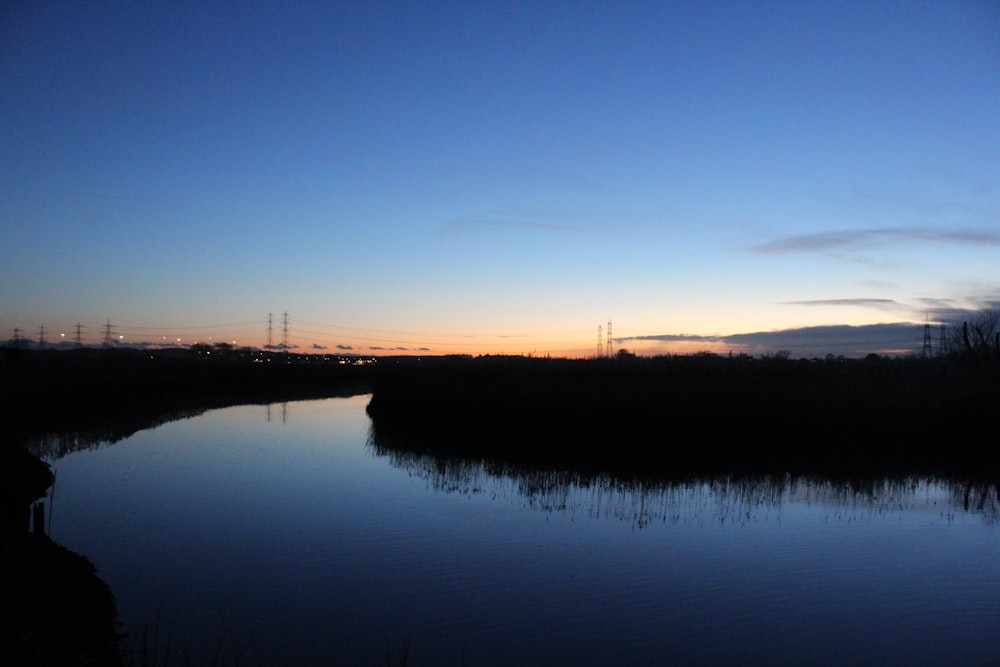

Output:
xmin=922 ymin=321 xmax=932 ymax=358
xmin=74 ymin=322 xmax=85 ymax=346
xmin=938 ymin=323 xmax=947 ymax=357
xmin=12 ymin=327 xmax=23 ymax=348
xmin=281 ymin=311 xmax=290 ymax=351
xmin=37 ymin=325 xmax=46 ymax=348
xmin=596 ymin=325 xmax=603 ymax=358
xmin=266 ymin=313 xmax=274 ymax=350
xmin=102 ymin=318 xmax=116 ymax=345
xmin=606 ymin=320 xmax=613 ymax=357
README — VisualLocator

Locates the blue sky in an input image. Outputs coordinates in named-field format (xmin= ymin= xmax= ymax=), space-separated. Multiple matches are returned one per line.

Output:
xmin=2 ymin=1 xmax=999 ymax=356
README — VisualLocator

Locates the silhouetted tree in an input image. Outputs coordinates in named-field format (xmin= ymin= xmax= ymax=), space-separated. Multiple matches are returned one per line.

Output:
xmin=950 ymin=309 xmax=999 ymax=364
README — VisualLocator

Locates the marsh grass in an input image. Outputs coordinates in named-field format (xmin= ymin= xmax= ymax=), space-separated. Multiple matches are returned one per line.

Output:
xmin=367 ymin=354 xmax=1000 ymax=479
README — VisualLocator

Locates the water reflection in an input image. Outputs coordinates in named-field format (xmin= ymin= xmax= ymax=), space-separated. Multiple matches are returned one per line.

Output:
xmin=26 ymin=398 xmax=1000 ymax=532
xmin=369 ymin=439 xmax=999 ymax=529
xmin=22 ymin=406 xmax=208 ymax=459
xmin=264 ymin=402 xmax=289 ymax=424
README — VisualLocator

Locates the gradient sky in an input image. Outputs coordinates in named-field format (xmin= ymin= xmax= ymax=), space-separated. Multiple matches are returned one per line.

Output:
xmin=3 ymin=1 xmax=999 ymax=357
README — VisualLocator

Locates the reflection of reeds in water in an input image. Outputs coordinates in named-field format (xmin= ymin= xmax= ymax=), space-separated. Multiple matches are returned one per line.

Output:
xmin=22 ymin=407 xmax=209 ymax=460
xmin=953 ymin=482 xmax=1000 ymax=524
xmin=368 ymin=437 xmax=999 ymax=529
xmin=120 ymin=604 xmax=235 ymax=667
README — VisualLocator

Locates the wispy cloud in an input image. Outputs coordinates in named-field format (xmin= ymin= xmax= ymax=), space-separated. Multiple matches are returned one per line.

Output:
xmin=915 ymin=296 xmax=1000 ymax=324
xmin=753 ymin=226 xmax=1000 ymax=255
xmin=784 ymin=298 xmax=906 ymax=313
xmin=622 ymin=323 xmax=927 ymax=357
xmin=723 ymin=323 xmax=923 ymax=356
xmin=623 ymin=333 xmax=724 ymax=343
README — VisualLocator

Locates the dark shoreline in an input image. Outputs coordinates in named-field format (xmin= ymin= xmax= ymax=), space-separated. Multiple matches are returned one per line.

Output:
xmin=1 ymin=442 xmax=120 ymax=665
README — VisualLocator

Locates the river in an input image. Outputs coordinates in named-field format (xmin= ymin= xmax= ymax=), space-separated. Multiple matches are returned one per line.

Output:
xmin=37 ymin=395 xmax=1000 ymax=665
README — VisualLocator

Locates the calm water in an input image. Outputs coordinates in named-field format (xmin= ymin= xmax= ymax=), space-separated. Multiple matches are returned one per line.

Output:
xmin=41 ymin=396 xmax=1000 ymax=666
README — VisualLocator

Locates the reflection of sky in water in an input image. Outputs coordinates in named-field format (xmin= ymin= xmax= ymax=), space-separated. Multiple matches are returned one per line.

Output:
xmin=48 ymin=397 xmax=1000 ymax=666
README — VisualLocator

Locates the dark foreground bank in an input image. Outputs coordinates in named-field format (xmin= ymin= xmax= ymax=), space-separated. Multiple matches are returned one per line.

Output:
xmin=1 ymin=443 xmax=120 ymax=666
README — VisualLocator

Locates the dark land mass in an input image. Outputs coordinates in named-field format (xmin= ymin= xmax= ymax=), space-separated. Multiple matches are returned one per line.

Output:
xmin=4 ymin=345 xmax=999 ymax=481
xmin=1 ymin=347 xmax=373 ymax=448
xmin=366 ymin=352 xmax=1000 ymax=481
xmin=1 ymin=442 xmax=119 ymax=666
xmin=2 ymin=346 xmax=999 ymax=664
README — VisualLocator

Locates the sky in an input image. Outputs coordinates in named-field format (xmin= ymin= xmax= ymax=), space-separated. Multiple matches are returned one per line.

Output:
xmin=2 ymin=1 xmax=999 ymax=358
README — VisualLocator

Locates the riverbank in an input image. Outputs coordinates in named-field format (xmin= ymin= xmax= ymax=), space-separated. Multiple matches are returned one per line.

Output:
xmin=1 ymin=347 xmax=372 ymax=448
xmin=1 ymin=442 xmax=120 ymax=665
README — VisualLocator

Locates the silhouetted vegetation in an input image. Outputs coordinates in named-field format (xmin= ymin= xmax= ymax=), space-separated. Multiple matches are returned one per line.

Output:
xmin=367 ymin=352 xmax=1000 ymax=480
xmin=949 ymin=309 xmax=1000 ymax=366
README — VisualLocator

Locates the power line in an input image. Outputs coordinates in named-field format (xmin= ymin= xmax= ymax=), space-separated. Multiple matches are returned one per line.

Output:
xmin=115 ymin=320 xmax=261 ymax=331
